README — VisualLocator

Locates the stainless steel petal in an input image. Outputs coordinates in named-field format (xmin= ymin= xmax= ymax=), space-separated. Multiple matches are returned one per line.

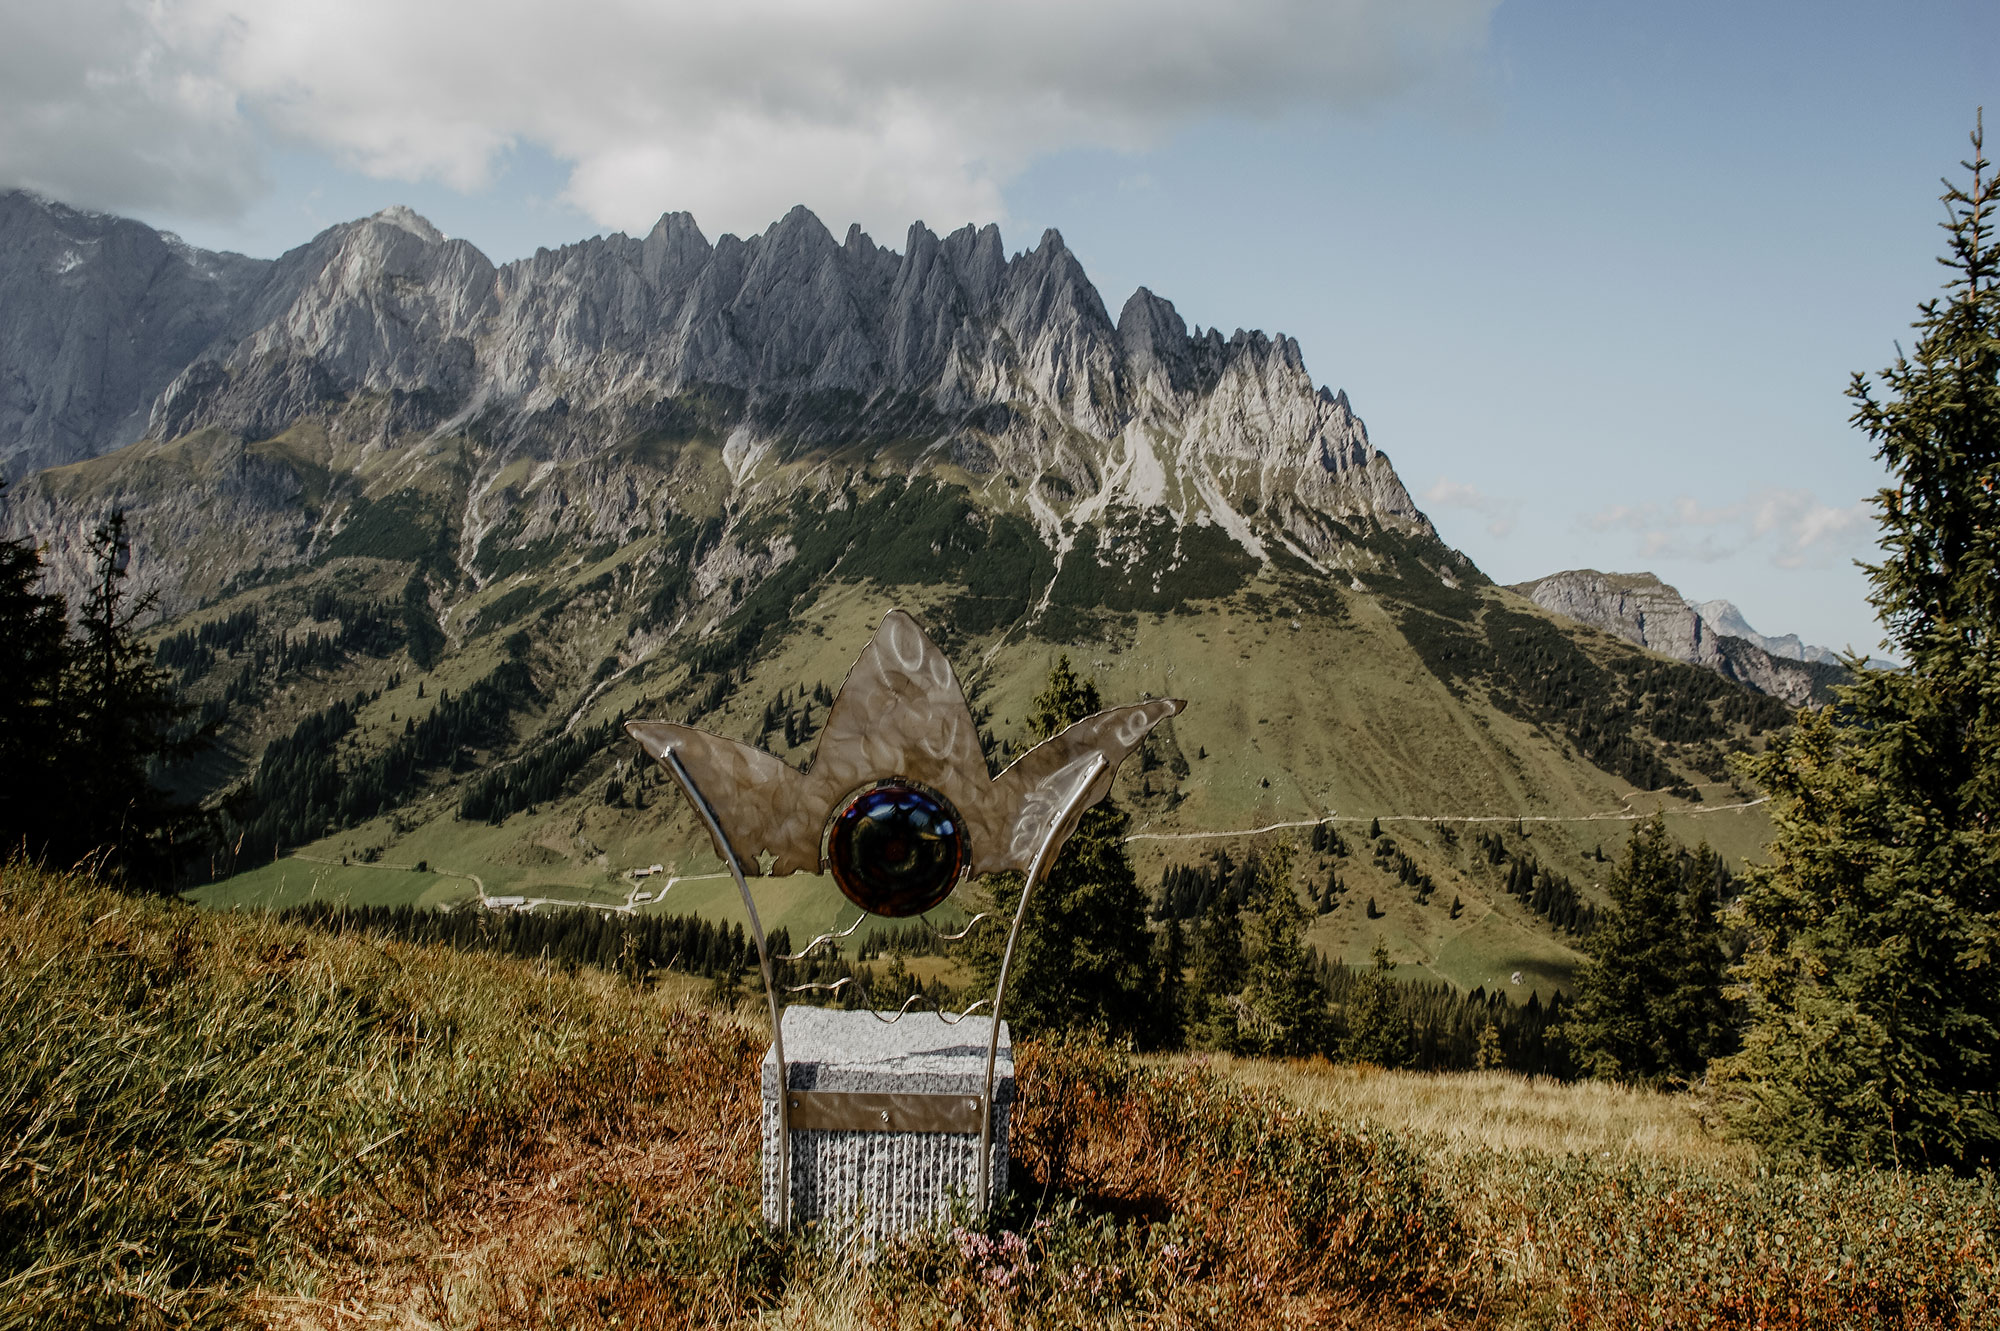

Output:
xmin=625 ymin=721 xmax=815 ymax=870
xmin=978 ymin=699 xmax=1186 ymax=871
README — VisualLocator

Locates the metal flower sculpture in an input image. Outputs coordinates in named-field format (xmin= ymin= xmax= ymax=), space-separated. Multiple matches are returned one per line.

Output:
xmin=626 ymin=609 xmax=1183 ymax=915
xmin=624 ymin=608 xmax=1184 ymax=1224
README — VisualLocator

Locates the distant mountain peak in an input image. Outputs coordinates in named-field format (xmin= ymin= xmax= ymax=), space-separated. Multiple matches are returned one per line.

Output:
xmin=1511 ymin=569 xmax=1845 ymax=706
xmin=368 ymin=205 xmax=445 ymax=244
xmin=1688 ymin=598 xmax=1840 ymax=666
xmin=0 ymin=190 xmax=272 ymax=477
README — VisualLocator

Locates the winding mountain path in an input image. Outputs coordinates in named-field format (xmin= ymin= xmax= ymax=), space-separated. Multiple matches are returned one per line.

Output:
xmin=1122 ymin=796 xmax=1769 ymax=843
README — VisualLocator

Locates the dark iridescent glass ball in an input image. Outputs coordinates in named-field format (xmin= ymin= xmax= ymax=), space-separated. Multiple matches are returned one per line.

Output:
xmin=825 ymin=781 xmax=967 ymax=918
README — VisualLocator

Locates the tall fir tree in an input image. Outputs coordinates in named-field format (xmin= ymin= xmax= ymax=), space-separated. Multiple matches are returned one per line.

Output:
xmin=975 ymin=656 xmax=1159 ymax=1043
xmin=1187 ymin=875 xmax=1247 ymax=1050
xmin=1716 ymin=120 xmax=2000 ymax=1169
xmin=0 ymin=508 xmax=196 ymax=880
xmin=0 ymin=483 xmax=72 ymax=856
xmin=1561 ymin=816 xmax=1735 ymax=1085
xmin=1675 ymin=842 xmax=1738 ymax=1068
xmin=1241 ymin=842 xmax=1330 ymax=1055
xmin=62 ymin=512 xmax=197 ymax=882
xmin=1150 ymin=910 xmax=1190 ymax=1050
xmin=1340 ymin=942 xmax=1413 ymax=1068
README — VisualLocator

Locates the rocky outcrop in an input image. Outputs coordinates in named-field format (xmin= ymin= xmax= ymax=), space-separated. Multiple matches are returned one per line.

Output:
xmin=1510 ymin=570 xmax=1723 ymax=669
xmin=1691 ymin=598 xmax=1841 ymax=665
xmin=149 ymin=206 xmax=496 ymax=441
xmin=1511 ymin=569 xmax=1843 ymax=706
xmin=2 ymin=193 xmax=1429 ymax=549
xmin=1714 ymin=634 xmax=1848 ymax=706
xmin=0 ymin=191 xmax=268 ymax=477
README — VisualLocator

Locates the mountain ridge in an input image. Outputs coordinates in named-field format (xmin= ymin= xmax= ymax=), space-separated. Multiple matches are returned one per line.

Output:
xmin=1689 ymin=597 xmax=1841 ymax=665
xmin=1508 ymin=569 xmax=1845 ymax=706
xmin=2 ymin=191 xmax=1428 ymax=617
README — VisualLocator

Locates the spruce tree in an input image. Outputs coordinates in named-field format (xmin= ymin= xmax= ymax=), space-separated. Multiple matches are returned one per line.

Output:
xmin=1187 ymin=881 xmax=1247 ymax=1050
xmin=1716 ymin=120 xmax=2000 ymax=1169
xmin=0 ymin=510 xmax=199 ymax=879
xmin=1340 ymin=942 xmax=1412 ymax=1068
xmin=61 ymin=512 xmax=197 ymax=882
xmin=0 ymin=486 xmax=71 ymax=856
xmin=1241 ymin=842 xmax=1330 ymax=1055
xmin=1675 ymin=842 xmax=1738 ymax=1067
xmin=1474 ymin=1022 xmax=1505 ymax=1071
xmin=1150 ymin=911 xmax=1190 ymax=1049
xmin=1561 ymin=816 xmax=1734 ymax=1085
xmin=976 ymin=656 xmax=1157 ymax=1043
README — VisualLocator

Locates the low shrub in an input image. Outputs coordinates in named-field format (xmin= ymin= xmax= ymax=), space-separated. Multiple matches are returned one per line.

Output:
xmin=873 ymin=1038 xmax=1466 ymax=1324
xmin=1447 ymin=1152 xmax=1999 ymax=1329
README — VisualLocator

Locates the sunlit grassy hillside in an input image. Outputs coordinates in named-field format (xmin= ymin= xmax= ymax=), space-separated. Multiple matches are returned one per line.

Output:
xmin=7 ymin=862 xmax=1994 ymax=1330
xmin=1161 ymin=1054 xmax=1755 ymax=1168
xmin=175 ymin=554 xmax=1782 ymax=999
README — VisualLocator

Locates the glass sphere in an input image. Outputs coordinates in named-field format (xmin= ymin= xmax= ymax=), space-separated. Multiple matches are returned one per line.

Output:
xmin=825 ymin=781 xmax=967 ymax=918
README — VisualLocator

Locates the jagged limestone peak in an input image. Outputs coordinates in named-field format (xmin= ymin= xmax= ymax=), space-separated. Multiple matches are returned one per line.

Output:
xmin=368 ymin=205 xmax=446 ymax=245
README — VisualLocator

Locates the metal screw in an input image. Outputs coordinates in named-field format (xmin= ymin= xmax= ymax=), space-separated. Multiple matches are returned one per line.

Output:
xmin=879 ymin=1110 xmax=891 ymax=1124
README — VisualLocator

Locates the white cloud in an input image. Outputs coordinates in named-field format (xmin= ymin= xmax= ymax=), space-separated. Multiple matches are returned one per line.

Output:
xmin=0 ymin=0 xmax=262 ymax=218
xmin=1583 ymin=489 xmax=1872 ymax=569
xmin=1422 ymin=476 xmax=1520 ymax=537
xmin=4 ymin=0 xmax=1498 ymax=240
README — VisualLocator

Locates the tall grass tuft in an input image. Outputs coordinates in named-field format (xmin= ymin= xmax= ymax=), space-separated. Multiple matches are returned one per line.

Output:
xmin=0 ymin=860 xmax=775 ymax=1328
xmin=1 ymin=865 xmax=395 ymax=1326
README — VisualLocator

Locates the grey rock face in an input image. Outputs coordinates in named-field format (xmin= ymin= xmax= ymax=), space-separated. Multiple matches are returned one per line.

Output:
xmin=2 ymin=193 xmax=1429 ymax=543
xmin=1713 ymin=634 xmax=1848 ymax=706
xmin=1690 ymin=598 xmax=1842 ymax=665
xmin=151 ymin=207 xmax=498 ymax=440
xmin=1512 ymin=569 xmax=1723 ymax=669
xmin=1511 ymin=569 xmax=1843 ymax=706
xmin=0 ymin=191 xmax=268 ymax=477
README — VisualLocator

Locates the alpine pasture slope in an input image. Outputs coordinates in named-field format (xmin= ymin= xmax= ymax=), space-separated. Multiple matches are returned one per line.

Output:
xmin=0 ymin=191 xmax=1796 ymax=994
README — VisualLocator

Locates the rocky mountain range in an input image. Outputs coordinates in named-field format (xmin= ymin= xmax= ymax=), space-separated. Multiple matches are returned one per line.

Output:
xmin=1508 ymin=570 xmax=1846 ymax=706
xmin=1 ymin=190 xmax=1424 ymax=613
xmin=1688 ymin=598 xmax=1842 ymax=666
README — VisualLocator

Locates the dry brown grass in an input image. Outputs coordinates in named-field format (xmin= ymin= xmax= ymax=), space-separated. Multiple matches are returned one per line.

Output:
xmin=251 ymin=997 xmax=790 ymax=1331
xmin=9 ymin=864 xmax=1996 ymax=1331
xmin=1164 ymin=1055 xmax=1753 ymax=1169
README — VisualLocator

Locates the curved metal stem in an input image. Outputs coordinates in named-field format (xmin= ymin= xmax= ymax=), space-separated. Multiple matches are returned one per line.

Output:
xmin=779 ymin=910 xmax=866 ymax=962
xmin=784 ymin=976 xmax=994 ymax=1025
xmin=978 ymin=756 xmax=1106 ymax=1211
xmin=662 ymin=746 xmax=791 ymax=1232
xmin=928 ymin=911 xmax=994 ymax=943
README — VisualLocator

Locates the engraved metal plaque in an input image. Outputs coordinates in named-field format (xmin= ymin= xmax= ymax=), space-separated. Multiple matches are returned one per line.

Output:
xmin=784 ymin=1089 xmax=987 ymax=1135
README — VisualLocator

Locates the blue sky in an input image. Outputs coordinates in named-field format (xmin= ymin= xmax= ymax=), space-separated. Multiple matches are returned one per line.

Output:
xmin=7 ymin=0 xmax=1994 ymax=654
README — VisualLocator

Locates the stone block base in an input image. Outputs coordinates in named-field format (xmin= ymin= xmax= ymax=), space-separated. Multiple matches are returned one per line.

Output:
xmin=760 ymin=1007 xmax=1011 ymax=1242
